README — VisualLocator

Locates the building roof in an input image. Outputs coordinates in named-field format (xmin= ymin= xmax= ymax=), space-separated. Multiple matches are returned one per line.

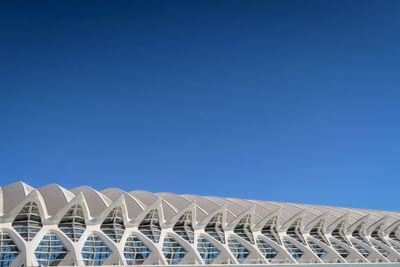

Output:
xmin=1 ymin=181 xmax=399 ymax=230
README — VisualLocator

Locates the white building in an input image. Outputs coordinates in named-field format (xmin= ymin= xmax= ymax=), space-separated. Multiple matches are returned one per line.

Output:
xmin=1 ymin=181 xmax=400 ymax=267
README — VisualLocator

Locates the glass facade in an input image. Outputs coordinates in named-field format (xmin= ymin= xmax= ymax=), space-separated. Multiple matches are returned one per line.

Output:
xmin=228 ymin=237 xmax=249 ymax=264
xmin=58 ymin=204 xmax=86 ymax=242
xmin=309 ymin=220 xmax=328 ymax=245
xmin=261 ymin=217 xmax=281 ymax=245
xmin=138 ymin=209 xmax=161 ymax=243
xmin=283 ymin=239 xmax=303 ymax=260
xmin=256 ymin=238 xmax=278 ymax=260
xmin=331 ymin=221 xmax=351 ymax=245
xmin=34 ymin=233 xmax=68 ymax=266
xmin=286 ymin=219 xmax=305 ymax=245
xmin=124 ymin=235 xmax=151 ymax=265
xmin=162 ymin=237 xmax=186 ymax=264
xmin=197 ymin=237 xmax=220 ymax=264
xmin=81 ymin=234 xmax=111 ymax=266
xmin=173 ymin=211 xmax=194 ymax=244
xmin=12 ymin=202 xmax=42 ymax=242
xmin=330 ymin=240 xmax=349 ymax=258
xmin=0 ymin=232 xmax=19 ymax=267
xmin=204 ymin=213 xmax=225 ymax=244
xmin=234 ymin=215 xmax=254 ymax=245
xmin=101 ymin=207 xmax=125 ymax=243
xmin=307 ymin=239 xmax=327 ymax=259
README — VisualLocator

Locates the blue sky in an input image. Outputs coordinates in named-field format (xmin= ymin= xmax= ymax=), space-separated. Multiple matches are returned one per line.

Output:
xmin=1 ymin=0 xmax=400 ymax=211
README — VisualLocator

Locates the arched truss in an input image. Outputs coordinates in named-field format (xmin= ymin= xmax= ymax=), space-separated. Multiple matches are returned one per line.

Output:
xmin=2 ymin=183 xmax=400 ymax=266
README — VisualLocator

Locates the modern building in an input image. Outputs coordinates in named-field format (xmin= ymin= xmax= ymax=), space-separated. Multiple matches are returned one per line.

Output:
xmin=1 ymin=182 xmax=400 ymax=267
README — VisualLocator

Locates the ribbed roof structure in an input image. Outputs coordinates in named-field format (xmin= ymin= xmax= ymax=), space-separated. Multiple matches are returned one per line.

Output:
xmin=1 ymin=181 xmax=400 ymax=267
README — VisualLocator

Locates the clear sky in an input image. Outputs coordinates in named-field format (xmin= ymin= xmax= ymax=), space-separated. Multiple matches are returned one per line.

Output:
xmin=1 ymin=1 xmax=400 ymax=211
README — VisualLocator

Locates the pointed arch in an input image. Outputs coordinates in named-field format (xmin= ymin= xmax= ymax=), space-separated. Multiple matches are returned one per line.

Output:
xmin=173 ymin=210 xmax=194 ymax=244
xmin=330 ymin=220 xmax=351 ymax=246
xmin=12 ymin=201 xmax=43 ymax=241
xmin=101 ymin=206 xmax=125 ymax=243
xmin=286 ymin=218 xmax=306 ymax=245
xmin=138 ymin=209 xmax=161 ymax=243
xmin=59 ymin=204 xmax=86 ymax=242
xmin=234 ymin=214 xmax=254 ymax=244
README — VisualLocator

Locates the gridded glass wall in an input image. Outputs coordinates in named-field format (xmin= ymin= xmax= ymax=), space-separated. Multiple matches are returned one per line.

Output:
xmin=205 ymin=213 xmax=225 ymax=244
xmin=371 ymin=241 xmax=389 ymax=258
xmin=330 ymin=240 xmax=349 ymax=258
xmin=124 ymin=234 xmax=151 ymax=265
xmin=197 ymin=237 xmax=219 ymax=264
xmin=307 ymin=239 xmax=327 ymax=259
xmin=283 ymin=238 xmax=303 ymax=260
xmin=81 ymin=234 xmax=111 ymax=266
xmin=351 ymin=240 xmax=370 ymax=259
xmin=173 ymin=211 xmax=194 ymax=244
xmin=162 ymin=237 xmax=186 ymax=264
xmin=261 ymin=217 xmax=281 ymax=245
xmin=101 ymin=207 xmax=125 ymax=243
xmin=331 ymin=221 xmax=350 ymax=245
xmin=256 ymin=238 xmax=278 ymax=260
xmin=58 ymin=204 xmax=86 ymax=242
xmin=138 ymin=209 xmax=161 ymax=243
xmin=234 ymin=215 xmax=254 ymax=244
xmin=228 ymin=237 xmax=249 ymax=264
xmin=389 ymin=225 xmax=400 ymax=242
xmin=309 ymin=220 xmax=328 ymax=245
xmin=352 ymin=224 xmax=370 ymax=245
xmin=371 ymin=224 xmax=388 ymax=245
xmin=12 ymin=202 xmax=42 ymax=241
xmin=34 ymin=233 xmax=68 ymax=266
xmin=286 ymin=218 xmax=305 ymax=245
xmin=0 ymin=232 xmax=20 ymax=267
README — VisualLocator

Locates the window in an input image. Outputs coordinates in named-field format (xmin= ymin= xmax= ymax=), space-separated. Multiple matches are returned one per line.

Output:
xmin=234 ymin=215 xmax=254 ymax=244
xmin=351 ymin=240 xmax=370 ymax=258
xmin=371 ymin=224 xmax=388 ymax=246
xmin=124 ymin=235 xmax=151 ymax=265
xmin=35 ymin=233 xmax=68 ymax=266
xmin=256 ymin=238 xmax=278 ymax=260
xmin=0 ymin=232 xmax=20 ymax=267
xmin=307 ymin=239 xmax=327 ymax=259
xmin=173 ymin=211 xmax=194 ymax=244
xmin=12 ymin=202 xmax=42 ymax=241
xmin=138 ymin=209 xmax=161 ymax=243
xmin=390 ymin=242 xmax=400 ymax=253
xmin=371 ymin=241 xmax=389 ymax=258
xmin=330 ymin=240 xmax=349 ymax=258
xmin=389 ymin=225 xmax=400 ymax=243
xmin=205 ymin=213 xmax=225 ymax=244
xmin=331 ymin=221 xmax=350 ymax=245
xmin=58 ymin=204 xmax=86 ymax=242
xmin=228 ymin=238 xmax=249 ymax=264
xmin=283 ymin=239 xmax=303 ymax=260
xmin=286 ymin=218 xmax=305 ymax=245
xmin=101 ymin=207 xmax=125 ymax=243
xmin=162 ymin=236 xmax=186 ymax=264
xmin=352 ymin=223 xmax=370 ymax=246
xmin=261 ymin=217 xmax=281 ymax=245
xmin=197 ymin=237 xmax=219 ymax=264
xmin=81 ymin=234 xmax=111 ymax=266
xmin=309 ymin=220 xmax=328 ymax=245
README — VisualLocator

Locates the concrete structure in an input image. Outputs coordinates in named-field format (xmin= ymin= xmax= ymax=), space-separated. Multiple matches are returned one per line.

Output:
xmin=1 ymin=182 xmax=400 ymax=267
